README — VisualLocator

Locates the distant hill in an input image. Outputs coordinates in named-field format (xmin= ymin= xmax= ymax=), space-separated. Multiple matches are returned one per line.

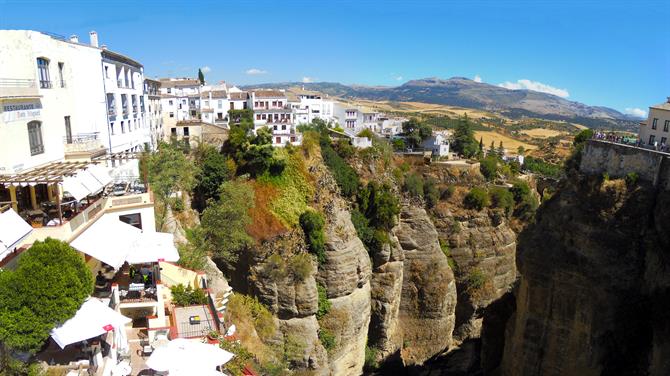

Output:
xmin=244 ymin=77 xmax=639 ymax=130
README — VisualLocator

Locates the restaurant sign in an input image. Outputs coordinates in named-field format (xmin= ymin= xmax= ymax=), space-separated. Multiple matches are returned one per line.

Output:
xmin=2 ymin=102 xmax=42 ymax=123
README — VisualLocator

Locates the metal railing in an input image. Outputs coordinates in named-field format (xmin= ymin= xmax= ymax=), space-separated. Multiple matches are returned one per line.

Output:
xmin=117 ymin=79 xmax=125 ymax=88
xmin=39 ymin=80 xmax=52 ymax=89
xmin=0 ymin=78 xmax=37 ymax=88
xmin=59 ymin=80 xmax=66 ymax=88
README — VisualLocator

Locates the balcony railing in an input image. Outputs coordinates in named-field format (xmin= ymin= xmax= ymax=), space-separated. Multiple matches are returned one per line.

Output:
xmin=59 ymin=80 xmax=66 ymax=88
xmin=117 ymin=79 xmax=125 ymax=88
xmin=40 ymin=80 xmax=52 ymax=89
xmin=64 ymin=133 xmax=104 ymax=153
xmin=0 ymin=78 xmax=36 ymax=88
xmin=108 ymin=108 xmax=117 ymax=116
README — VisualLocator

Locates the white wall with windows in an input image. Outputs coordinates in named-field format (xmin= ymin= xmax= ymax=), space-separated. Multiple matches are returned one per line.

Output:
xmin=0 ymin=30 xmax=106 ymax=174
xmin=639 ymin=99 xmax=670 ymax=148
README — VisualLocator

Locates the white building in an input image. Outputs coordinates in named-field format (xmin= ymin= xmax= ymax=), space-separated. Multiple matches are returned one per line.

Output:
xmin=639 ymin=97 xmax=670 ymax=149
xmin=159 ymin=78 xmax=201 ymax=140
xmin=0 ymin=30 xmax=108 ymax=175
xmin=102 ymin=45 xmax=151 ymax=153
xmin=420 ymin=132 xmax=450 ymax=157
xmin=200 ymin=83 xmax=229 ymax=127
xmin=290 ymin=93 xmax=335 ymax=125
xmin=144 ymin=78 xmax=163 ymax=150
xmin=250 ymin=89 xmax=302 ymax=147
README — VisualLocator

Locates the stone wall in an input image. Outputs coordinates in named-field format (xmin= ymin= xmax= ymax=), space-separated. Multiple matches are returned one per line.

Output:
xmin=580 ymin=140 xmax=670 ymax=188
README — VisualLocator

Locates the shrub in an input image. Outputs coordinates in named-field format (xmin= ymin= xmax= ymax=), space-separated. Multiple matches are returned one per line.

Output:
xmin=316 ymin=283 xmax=331 ymax=319
xmin=439 ymin=239 xmax=457 ymax=272
xmin=351 ymin=209 xmax=374 ymax=251
xmin=489 ymin=187 xmax=514 ymax=216
xmin=423 ymin=178 xmax=440 ymax=208
xmin=510 ymin=180 xmax=531 ymax=202
xmin=625 ymin=172 xmax=639 ymax=186
xmin=392 ymin=138 xmax=405 ymax=151
xmin=320 ymin=138 xmax=360 ymax=197
xmin=263 ymin=253 xmax=288 ymax=281
xmin=299 ymin=211 xmax=326 ymax=264
xmin=358 ymin=182 xmax=400 ymax=231
xmin=357 ymin=128 xmax=375 ymax=139
xmin=403 ymin=173 xmax=424 ymax=198
xmin=288 ymin=253 xmax=313 ymax=281
xmin=515 ymin=193 xmax=538 ymax=221
xmin=464 ymin=187 xmax=490 ymax=210
xmin=226 ymin=294 xmax=275 ymax=341
xmin=319 ymin=328 xmax=336 ymax=351
xmin=170 ymin=284 xmax=208 ymax=307
xmin=524 ymin=156 xmax=562 ymax=178
xmin=573 ymin=128 xmax=594 ymax=145
xmin=467 ymin=268 xmax=487 ymax=293
xmin=441 ymin=185 xmax=456 ymax=200
xmin=479 ymin=155 xmax=500 ymax=181
xmin=334 ymin=139 xmax=356 ymax=159
xmin=364 ymin=346 xmax=379 ymax=370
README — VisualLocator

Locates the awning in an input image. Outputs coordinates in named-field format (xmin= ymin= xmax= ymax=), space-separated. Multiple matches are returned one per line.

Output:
xmin=62 ymin=164 xmax=112 ymax=201
xmin=126 ymin=232 xmax=179 ymax=264
xmin=70 ymin=216 xmax=142 ymax=269
xmin=147 ymin=338 xmax=234 ymax=373
xmin=0 ymin=208 xmax=33 ymax=261
xmin=50 ymin=298 xmax=131 ymax=349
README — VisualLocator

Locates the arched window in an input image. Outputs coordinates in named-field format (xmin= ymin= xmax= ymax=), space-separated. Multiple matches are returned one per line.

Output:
xmin=36 ymin=57 xmax=51 ymax=88
xmin=27 ymin=121 xmax=44 ymax=155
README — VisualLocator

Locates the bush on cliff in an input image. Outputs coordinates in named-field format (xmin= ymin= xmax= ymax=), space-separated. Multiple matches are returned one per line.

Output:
xmin=358 ymin=182 xmax=400 ymax=231
xmin=299 ymin=210 xmax=326 ymax=264
xmin=320 ymin=135 xmax=360 ymax=197
xmin=489 ymin=186 xmax=515 ymax=216
xmin=464 ymin=187 xmax=490 ymax=210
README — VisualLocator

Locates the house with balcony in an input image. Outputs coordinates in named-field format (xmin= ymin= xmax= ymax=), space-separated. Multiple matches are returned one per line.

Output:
xmin=102 ymin=44 xmax=151 ymax=154
xmin=250 ymin=89 xmax=302 ymax=146
xmin=289 ymin=92 xmax=335 ymax=125
xmin=144 ymin=78 xmax=163 ymax=150
xmin=200 ymin=84 xmax=230 ymax=127
xmin=639 ymin=97 xmax=670 ymax=150
xmin=159 ymin=78 xmax=201 ymax=141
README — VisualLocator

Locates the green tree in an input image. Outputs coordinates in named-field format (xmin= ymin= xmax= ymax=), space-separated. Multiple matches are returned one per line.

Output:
xmin=177 ymin=227 xmax=209 ymax=271
xmin=357 ymin=128 xmax=375 ymax=139
xmin=489 ymin=187 xmax=515 ymax=216
xmin=452 ymin=115 xmax=479 ymax=158
xmin=479 ymin=137 xmax=484 ymax=152
xmin=147 ymin=142 xmax=198 ymax=230
xmin=517 ymin=145 xmax=526 ymax=156
xmin=403 ymin=173 xmax=424 ymax=198
xmin=402 ymin=118 xmax=432 ymax=148
xmin=479 ymin=155 xmax=500 ymax=181
xmin=358 ymin=182 xmax=399 ymax=231
xmin=463 ymin=187 xmax=490 ymax=210
xmin=198 ymin=68 xmax=205 ymax=85
xmin=497 ymin=141 xmax=505 ymax=157
xmin=423 ymin=178 xmax=440 ymax=208
xmin=0 ymin=239 xmax=93 ymax=354
xmin=200 ymin=180 xmax=254 ymax=265
xmin=193 ymin=144 xmax=234 ymax=211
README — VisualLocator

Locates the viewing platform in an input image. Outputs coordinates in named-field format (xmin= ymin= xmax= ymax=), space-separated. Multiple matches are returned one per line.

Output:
xmin=580 ymin=139 xmax=670 ymax=190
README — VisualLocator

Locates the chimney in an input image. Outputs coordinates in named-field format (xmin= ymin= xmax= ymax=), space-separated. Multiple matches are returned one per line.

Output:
xmin=89 ymin=31 xmax=99 ymax=47
xmin=69 ymin=35 xmax=79 ymax=43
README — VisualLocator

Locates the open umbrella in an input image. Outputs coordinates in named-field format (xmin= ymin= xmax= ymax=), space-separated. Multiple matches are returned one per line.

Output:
xmin=146 ymin=338 xmax=234 ymax=373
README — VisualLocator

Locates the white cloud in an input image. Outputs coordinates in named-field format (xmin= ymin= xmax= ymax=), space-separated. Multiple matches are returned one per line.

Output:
xmin=624 ymin=107 xmax=647 ymax=118
xmin=394 ymin=75 xmax=403 ymax=81
xmin=302 ymin=76 xmax=314 ymax=83
xmin=473 ymin=75 xmax=482 ymax=83
xmin=245 ymin=68 xmax=267 ymax=75
xmin=200 ymin=66 xmax=211 ymax=73
xmin=498 ymin=79 xmax=570 ymax=98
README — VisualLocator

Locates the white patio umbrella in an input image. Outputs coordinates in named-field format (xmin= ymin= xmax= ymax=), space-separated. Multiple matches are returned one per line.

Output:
xmin=146 ymin=338 xmax=234 ymax=373
xmin=125 ymin=232 xmax=179 ymax=264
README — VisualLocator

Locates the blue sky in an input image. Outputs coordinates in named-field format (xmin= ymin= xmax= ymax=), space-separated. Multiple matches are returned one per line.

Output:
xmin=1 ymin=0 xmax=668 ymax=116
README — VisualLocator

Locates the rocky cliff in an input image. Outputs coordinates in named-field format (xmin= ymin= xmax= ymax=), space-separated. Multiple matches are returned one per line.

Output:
xmin=496 ymin=174 xmax=670 ymax=375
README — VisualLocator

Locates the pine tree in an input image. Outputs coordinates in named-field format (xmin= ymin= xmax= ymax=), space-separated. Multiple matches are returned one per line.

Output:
xmin=497 ymin=141 xmax=505 ymax=157
xmin=198 ymin=68 xmax=205 ymax=85
xmin=479 ymin=137 xmax=484 ymax=151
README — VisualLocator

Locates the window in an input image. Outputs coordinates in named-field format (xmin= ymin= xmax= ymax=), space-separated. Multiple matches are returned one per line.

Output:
xmin=140 ymin=96 xmax=145 ymax=113
xmin=171 ymin=128 xmax=177 ymax=135
xmin=218 ymin=100 xmax=222 ymax=109
xmin=204 ymin=100 xmax=209 ymax=107
xmin=664 ymin=120 xmax=669 ymax=132
xmin=262 ymin=114 xmax=267 ymax=120
xmin=169 ymin=112 xmax=174 ymax=118
xmin=652 ymin=118 xmax=658 ymax=130
xmin=190 ymin=110 xmax=196 ymax=117
xmin=169 ymin=100 xmax=173 ymax=105
xmin=649 ymin=135 xmax=656 ymax=144
xmin=661 ymin=137 xmax=667 ymax=145
xmin=243 ymin=102 xmax=247 ymax=109
xmin=167 ymin=88 xmax=172 ymax=94
xmin=282 ymin=125 xmax=286 ymax=130
xmin=64 ymin=116 xmax=72 ymax=144
xmin=256 ymin=114 xmax=261 ymax=120
xmin=121 ymin=121 xmax=125 ymax=134
xmin=230 ymin=102 xmax=234 ymax=111
xmin=104 ymin=66 xmax=109 ymax=78
xmin=107 ymin=93 xmax=116 ymax=115
xmin=37 ymin=58 xmax=51 ymax=88
xmin=119 ymin=213 xmax=142 ymax=229
xmin=273 ymin=125 xmax=278 ymax=131
xmin=121 ymin=94 xmax=128 ymax=114
xmin=275 ymin=137 xmax=281 ymax=144
xmin=58 ymin=62 xmax=65 ymax=87
xmin=183 ymin=127 xmax=190 ymax=137
xmin=110 ymin=123 xmax=115 ymax=135
xmin=27 ymin=121 xmax=44 ymax=155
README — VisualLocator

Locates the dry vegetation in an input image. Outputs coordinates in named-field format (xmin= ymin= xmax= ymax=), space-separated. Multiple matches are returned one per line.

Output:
xmin=474 ymin=130 xmax=537 ymax=152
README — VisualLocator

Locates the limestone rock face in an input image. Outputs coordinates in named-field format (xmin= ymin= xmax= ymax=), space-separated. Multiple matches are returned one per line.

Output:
xmin=369 ymin=234 xmax=404 ymax=358
xmin=278 ymin=316 xmax=329 ymax=373
xmin=317 ymin=204 xmax=372 ymax=375
xmin=432 ymin=205 xmax=517 ymax=341
xmin=499 ymin=176 xmax=670 ymax=376
xmin=396 ymin=206 xmax=457 ymax=365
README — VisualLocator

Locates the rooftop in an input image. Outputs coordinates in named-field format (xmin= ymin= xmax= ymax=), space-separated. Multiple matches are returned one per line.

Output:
xmin=650 ymin=98 xmax=670 ymax=111
xmin=159 ymin=78 xmax=201 ymax=88
xmin=229 ymin=92 xmax=248 ymax=100
xmin=172 ymin=305 xmax=216 ymax=339
xmin=201 ymin=90 xmax=228 ymax=99
xmin=253 ymin=90 xmax=286 ymax=99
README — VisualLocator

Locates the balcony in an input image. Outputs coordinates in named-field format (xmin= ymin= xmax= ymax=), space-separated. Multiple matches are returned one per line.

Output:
xmin=117 ymin=79 xmax=125 ymax=88
xmin=0 ymin=78 xmax=40 ymax=98
xmin=40 ymin=80 xmax=52 ymax=89
xmin=64 ymin=133 xmax=106 ymax=158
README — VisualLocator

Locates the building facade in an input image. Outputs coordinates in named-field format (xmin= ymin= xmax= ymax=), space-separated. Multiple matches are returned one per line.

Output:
xmin=159 ymin=78 xmax=201 ymax=140
xmin=144 ymin=78 xmax=163 ymax=149
xmin=639 ymin=98 xmax=670 ymax=149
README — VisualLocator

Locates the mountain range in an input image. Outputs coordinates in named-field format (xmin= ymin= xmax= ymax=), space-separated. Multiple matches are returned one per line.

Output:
xmin=245 ymin=77 xmax=639 ymax=130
